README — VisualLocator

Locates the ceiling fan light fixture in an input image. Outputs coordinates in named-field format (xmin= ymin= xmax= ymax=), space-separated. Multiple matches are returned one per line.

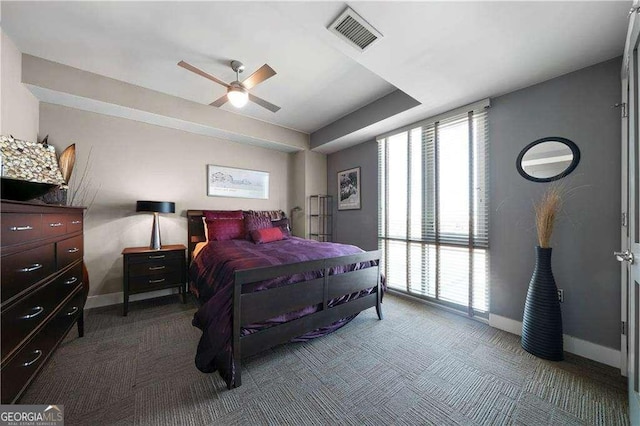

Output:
xmin=227 ymin=83 xmax=248 ymax=108
xmin=178 ymin=60 xmax=279 ymax=112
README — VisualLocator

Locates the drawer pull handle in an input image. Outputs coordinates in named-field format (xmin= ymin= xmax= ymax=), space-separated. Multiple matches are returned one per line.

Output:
xmin=71 ymin=220 xmax=82 ymax=224
xmin=149 ymin=278 xmax=165 ymax=284
xmin=22 ymin=350 xmax=43 ymax=367
xmin=65 ymin=306 xmax=79 ymax=316
xmin=18 ymin=263 xmax=43 ymax=273
xmin=9 ymin=225 xmax=33 ymax=231
xmin=67 ymin=248 xmax=80 ymax=253
xmin=49 ymin=222 xmax=63 ymax=227
xmin=64 ymin=277 xmax=78 ymax=285
xmin=21 ymin=306 xmax=44 ymax=320
xmin=149 ymin=266 xmax=165 ymax=271
xmin=148 ymin=255 xmax=165 ymax=259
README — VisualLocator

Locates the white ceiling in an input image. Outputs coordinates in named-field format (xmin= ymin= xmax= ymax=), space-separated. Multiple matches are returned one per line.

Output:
xmin=1 ymin=1 xmax=630 ymax=142
xmin=1 ymin=1 xmax=396 ymax=134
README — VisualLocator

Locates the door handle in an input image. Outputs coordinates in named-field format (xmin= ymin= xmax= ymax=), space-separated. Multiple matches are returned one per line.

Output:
xmin=615 ymin=250 xmax=635 ymax=264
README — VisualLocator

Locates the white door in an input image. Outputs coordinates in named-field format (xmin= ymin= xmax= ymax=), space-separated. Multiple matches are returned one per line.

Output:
xmin=622 ymin=5 xmax=640 ymax=423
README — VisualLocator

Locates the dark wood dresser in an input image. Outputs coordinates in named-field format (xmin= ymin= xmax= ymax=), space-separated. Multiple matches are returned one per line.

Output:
xmin=1 ymin=200 xmax=87 ymax=403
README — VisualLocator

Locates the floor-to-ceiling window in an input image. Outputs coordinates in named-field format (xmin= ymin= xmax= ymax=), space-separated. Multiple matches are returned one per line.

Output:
xmin=378 ymin=102 xmax=489 ymax=316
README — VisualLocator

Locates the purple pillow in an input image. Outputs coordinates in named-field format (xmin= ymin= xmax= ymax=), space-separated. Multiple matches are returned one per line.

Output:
xmin=204 ymin=210 xmax=243 ymax=220
xmin=244 ymin=214 xmax=272 ymax=240
xmin=205 ymin=218 xmax=245 ymax=241
xmin=271 ymin=218 xmax=291 ymax=238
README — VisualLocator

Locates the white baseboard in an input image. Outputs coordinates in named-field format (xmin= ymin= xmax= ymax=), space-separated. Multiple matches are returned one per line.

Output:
xmin=489 ymin=313 xmax=621 ymax=369
xmin=85 ymin=288 xmax=180 ymax=310
xmin=488 ymin=313 xmax=523 ymax=335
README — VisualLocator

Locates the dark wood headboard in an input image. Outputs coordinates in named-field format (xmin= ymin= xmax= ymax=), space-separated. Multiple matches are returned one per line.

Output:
xmin=187 ymin=209 xmax=287 ymax=264
xmin=187 ymin=210 xmax=207 ymax=264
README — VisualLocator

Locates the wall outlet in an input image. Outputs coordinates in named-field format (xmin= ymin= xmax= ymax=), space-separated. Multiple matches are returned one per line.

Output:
xmin=557 ymin=289 xmax=564 ymax=303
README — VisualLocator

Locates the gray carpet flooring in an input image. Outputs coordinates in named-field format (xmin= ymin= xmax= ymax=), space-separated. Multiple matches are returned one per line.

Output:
xmin=21 ymin=293 xmax=628 ymax=425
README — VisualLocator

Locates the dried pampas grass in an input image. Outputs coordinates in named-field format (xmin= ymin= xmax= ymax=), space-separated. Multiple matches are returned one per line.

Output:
xmin=67 ymin=146 xmax=99 ymax=211
xmin=534 ymin=185 xmax=563 ymax=248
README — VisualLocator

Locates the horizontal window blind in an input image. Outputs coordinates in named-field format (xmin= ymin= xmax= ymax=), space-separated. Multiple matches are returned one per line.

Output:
xmin=378 ymin=106 xmax=489 ymax=315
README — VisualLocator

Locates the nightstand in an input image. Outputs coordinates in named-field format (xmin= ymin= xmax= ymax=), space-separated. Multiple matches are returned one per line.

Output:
xmin=121 ymin=244 xmax=187 ymax=316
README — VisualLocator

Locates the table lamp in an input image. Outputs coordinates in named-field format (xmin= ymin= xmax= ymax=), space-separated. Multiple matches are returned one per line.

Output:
xmin=136 ymin=200 xmax=175 ymax=250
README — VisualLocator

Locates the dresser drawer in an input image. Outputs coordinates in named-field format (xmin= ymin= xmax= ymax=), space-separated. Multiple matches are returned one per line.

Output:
xmin=52 ymin=262 xmax=84 ymax=297
xmin=1 ymin=213 xmax=42 ymax=247
xmin=66 ymin=213 xmax=83 ymax=233
xmin=57 ymin=235 xmax=83 ymax=270
xmin=41 ymin=214 xmax=68 ymax=238
xmin=1 ymin=244 xmax=56 ymax=303
xmin=1 ymin=263 xmax=83 ymax=361
xmin=1 ymin=288 xmax=83 ymax=404
xmin=128 ymin=258 xmax=183 ymax=277
xmin=127 ymin=250 xmax=184 ymax=264
xmin=53 ymin=288 xmax=85 ymax=330
xmin=128 ymin=270 xmax=184 ymax=293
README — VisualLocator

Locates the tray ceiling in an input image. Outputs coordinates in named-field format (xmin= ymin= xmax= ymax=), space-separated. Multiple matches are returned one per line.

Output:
xmin=2 ymin=1 xmax=629 ymax=140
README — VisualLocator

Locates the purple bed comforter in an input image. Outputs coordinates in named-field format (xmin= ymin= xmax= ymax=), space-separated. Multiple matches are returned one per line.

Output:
xmin=189 ymin=237 xmax=381 ymax=388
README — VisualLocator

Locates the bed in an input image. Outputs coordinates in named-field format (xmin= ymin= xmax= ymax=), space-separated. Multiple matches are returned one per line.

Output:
xmin=187 ymin=209 xmax=383 ymax=389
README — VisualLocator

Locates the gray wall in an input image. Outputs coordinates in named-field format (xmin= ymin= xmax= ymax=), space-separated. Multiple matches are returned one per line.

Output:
xmin=327 ymin=57 xmax=622 ymax=350
xmin=327 ymin=140 xmax=378 ymax=251
xmin=490 ymin=57 xmax=621 ymax=349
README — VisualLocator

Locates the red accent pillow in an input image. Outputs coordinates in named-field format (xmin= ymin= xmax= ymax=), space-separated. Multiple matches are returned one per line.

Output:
xmin=271 ymin=218 xmax=291 ymax=238
xmin=251 ymin=227 xmax=284 ymax=244
xmin=204 ymin=210 xmax=243 ymax=220
xmin=244 ymin=214 xmax=272 ymax=240
xmin=205 ymin=218 xmax=245 ymax=241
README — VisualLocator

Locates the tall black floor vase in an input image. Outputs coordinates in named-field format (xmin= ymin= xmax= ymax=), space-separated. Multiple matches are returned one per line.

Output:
xmin=521 ymin=246 xmax=564 ymax=361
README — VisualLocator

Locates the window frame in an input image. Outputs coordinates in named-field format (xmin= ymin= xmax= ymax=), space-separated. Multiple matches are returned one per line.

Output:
xmin=377 ymin=99 xmax=490 ymax=317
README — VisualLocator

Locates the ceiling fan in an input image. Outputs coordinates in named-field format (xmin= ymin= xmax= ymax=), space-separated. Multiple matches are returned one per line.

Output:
xmin=178 ymin=60 xmax=280 ymax=113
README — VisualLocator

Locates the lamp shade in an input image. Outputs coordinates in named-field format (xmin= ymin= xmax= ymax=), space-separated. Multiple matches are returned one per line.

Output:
xmin=136 ymin=200 xmax=175 ymax=214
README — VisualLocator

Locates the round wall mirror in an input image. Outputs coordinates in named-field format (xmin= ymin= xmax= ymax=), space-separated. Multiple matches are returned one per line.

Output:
xmin=516 ymin=137 xmax=580 ymax=182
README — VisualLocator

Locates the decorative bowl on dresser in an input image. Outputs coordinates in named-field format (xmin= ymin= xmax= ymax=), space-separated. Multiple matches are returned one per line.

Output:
xmin=1 ymin=200 xmax=87 ymax=404
xmin=121 ymin=244 xmax=187 ymax=316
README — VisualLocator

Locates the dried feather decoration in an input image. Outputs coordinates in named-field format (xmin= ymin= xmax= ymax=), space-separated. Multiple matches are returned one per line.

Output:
xmin=58 ymin=144 xmax=76 ymax=185
xmin=534 ymin=185 xmax=563 ymax=248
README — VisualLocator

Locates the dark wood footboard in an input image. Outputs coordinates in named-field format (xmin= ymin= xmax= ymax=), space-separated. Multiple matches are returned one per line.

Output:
xmin=231 ymin=250 xmax=382 ymax=389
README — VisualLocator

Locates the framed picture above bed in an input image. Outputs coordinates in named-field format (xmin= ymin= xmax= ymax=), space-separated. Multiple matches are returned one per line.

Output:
xmin=337 ymin=167 xmax=361 ymax=210
xmin=207 ymin=165 xmax=269 ymax=199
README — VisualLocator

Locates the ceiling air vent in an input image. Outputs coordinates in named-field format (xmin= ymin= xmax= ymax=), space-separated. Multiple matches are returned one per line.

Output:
xmin=328 ymin=7 xmax=383 ymax=52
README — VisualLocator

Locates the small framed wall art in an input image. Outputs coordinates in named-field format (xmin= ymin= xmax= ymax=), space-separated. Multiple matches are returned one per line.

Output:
xmin=337 ymin=167 xmax=361 ymax=210
xmin=207 ymin=165 xmax=269 ymax=199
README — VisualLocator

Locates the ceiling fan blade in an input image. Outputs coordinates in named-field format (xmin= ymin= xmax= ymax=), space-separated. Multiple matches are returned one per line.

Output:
xmin=242 ymin=64 xmax=276 ymax=90
xmin=178 ymin=61 xmax=229 ymax=88
xmin=210 ymin=94 xmax=228 ymax=107
xmin=249 ymin=93 xmax=280 ymax=113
